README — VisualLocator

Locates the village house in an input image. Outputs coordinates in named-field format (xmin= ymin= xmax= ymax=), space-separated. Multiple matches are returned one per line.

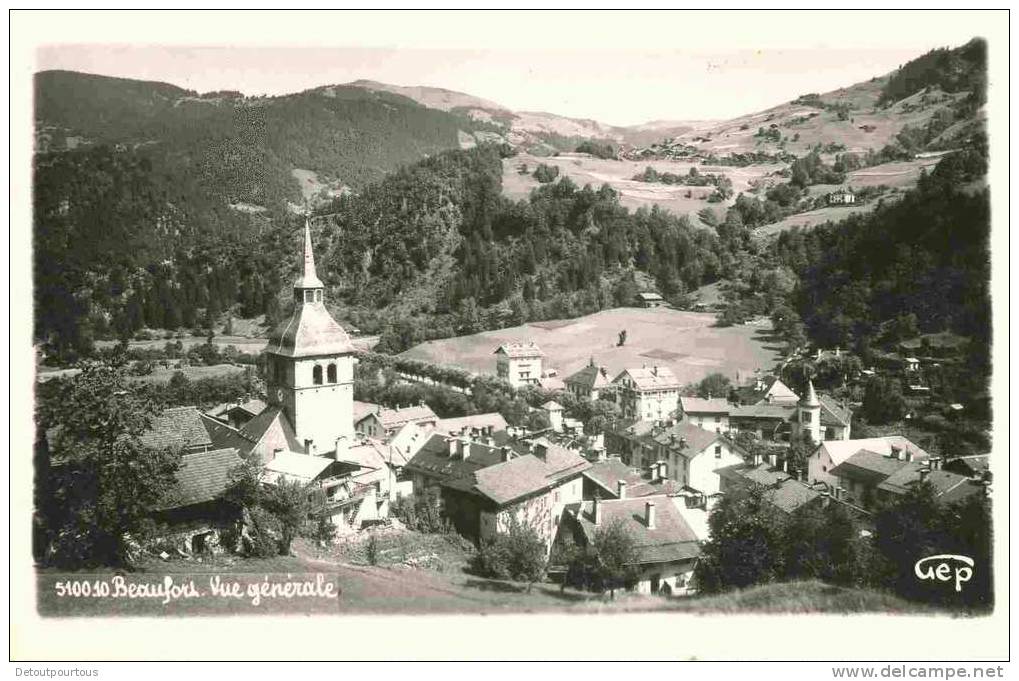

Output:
xmin=493 ymin=342 xmax=544 ymax=388
xmin=563 ymin=359 xmax=611 ymax=402
xmin=140 ymin=405 xmax=216 ymax=454
xmin=604 ymin=418 xmax=745 ymax=508
xmin=541 ymin=400 xmax=565 ymax=432
xmin=827 ymin=189 xmax=856 ymax=205
xmin=355 ymin=403 xmax=438 ymax=440
xmin=149 ymin=447 xmax=245 ymax=555
xmin=728 ymin=378 xmax=852 ymax=444
xmin=830 ymin=453 xmax=987 ymax=509
xmin=636 ymin=291 xmax=666 ymax=308
xmin=807 ymin=436 xmax=928 ymax=490
xmin=611 ymin=365 xmax=681 ymax=422
xmin=404 ymin=434 xmax=590 ymax=550
xmin=677 ymin=396 xmax=731 ymax=434
xmin=434 ymin=412 xmax=509 ymax=439
xmin=553 ymin=494 xmax=701 ymax=596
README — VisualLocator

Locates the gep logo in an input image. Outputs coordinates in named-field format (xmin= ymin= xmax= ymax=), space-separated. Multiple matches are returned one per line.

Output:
xmin=914 ymin=554 xmax=974 ymax=592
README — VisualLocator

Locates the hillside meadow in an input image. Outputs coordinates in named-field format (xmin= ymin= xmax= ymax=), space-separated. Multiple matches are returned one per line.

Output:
xmin=400 ymin=306 xmax=782 ymax=387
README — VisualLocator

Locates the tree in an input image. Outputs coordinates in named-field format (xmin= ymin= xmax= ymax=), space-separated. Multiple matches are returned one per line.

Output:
xmin=476 ymin=516 xmax=548 ymax=592
xmin=589 ymin=517 xmax=640 ymax=598
xmin=698 ymin=372 xmax=732 ymax=399
xmin=695 ymin=483 xmax=787 ymax=592
xmin=862 ymin=375 xmax=907 ymax=424
xmin=526 ymin=410 xmax=552 ymax=432
xmin=260 ymin=476 xmax=311 ymax=555
xmin=36 ymin=362 xmax=182 ymax=567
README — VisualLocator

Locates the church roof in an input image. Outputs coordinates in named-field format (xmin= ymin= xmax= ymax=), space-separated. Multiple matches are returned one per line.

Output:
xmin=294 ymin=220 xmax=324 ymax=289
xmin=267 ymin=222 xmax=356 ymax=358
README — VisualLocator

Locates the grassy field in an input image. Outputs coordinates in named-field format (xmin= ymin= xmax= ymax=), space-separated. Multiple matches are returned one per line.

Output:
xmin=502 ymin=152 xmax=781 ymax=225
xmin=666 ymin=581 xmax=932 ymax=615
xmin=401 ymin=306 xmax=783 ymax=387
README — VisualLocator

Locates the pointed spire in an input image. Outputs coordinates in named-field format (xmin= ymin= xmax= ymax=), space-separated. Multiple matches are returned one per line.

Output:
xmin=801 ymin=379 xmax=820 ymax=407
xmin=295 ymin=218 xmax=324 ymax=291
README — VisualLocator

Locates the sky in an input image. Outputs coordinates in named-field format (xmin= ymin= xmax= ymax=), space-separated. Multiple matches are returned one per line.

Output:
xmin=28 ymin=11 xmax=993 ymax=127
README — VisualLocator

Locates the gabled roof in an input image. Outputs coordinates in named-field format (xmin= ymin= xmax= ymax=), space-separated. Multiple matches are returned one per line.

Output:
xmin=638 ymin=292 xmax=664 ymax=301
xmin=240 ymin=405 xmax=303 ymax=454
xmin=405 ymin=434 xmax=508 ymax=493
xmin=759 ymin=378 xmax=800 ymax=404
xmin=570 ymin=496 xmax=701 ymax=564
xmin=335 ymin=440 xmax=389 ymax=470
xmin=353 ymin=400 xmax=381 ymax=425
xmin=612 ymin=366 xmax=681 ymax=391
xmin=830 ymin=449 xmax=908 ymax=484
xmin=541 ymin=400 xmax=564 ymax=411
xmin=730 ymin=403 xmax=796 ymax=420
xmin=563 ymin=363 xmax=611 ymax=391
xmin=584 ymin=459 xmax=682 ymax=499
xmin=156 ymin=448 xmax=243 ymax=510
xmin=820 ymin=436 xmax=928 ymax=469
xmin=200 ymin=413 xmax=257 ymax=454
xmin=819 ymin=394 xmax=852 ymax=427
xmin=261 ymin=451 xmax=334 ymax=484
xmin=139 ymin=406 xmax=213 ymax=452
xmin=358 ymin=404 xmax=438 ymax=430
xmin=210 ymin=398 xmax=267 ymax=419
xmin=435 ymin=412 xmax=508 ymax=436
xmin=474 ymin=456 xmax=556 ymax=506
xmin=876 ymin=463 xmax=977 ymax=501
xmin=493 ymin=342 xmax=544 ymax=358
xmin=679 ymin=396 xmax=731 ymax=415
xmin=643 ymin=420 xmax=728 ymax=460
xmin=715 ymin=462 xmax=822 ymax=515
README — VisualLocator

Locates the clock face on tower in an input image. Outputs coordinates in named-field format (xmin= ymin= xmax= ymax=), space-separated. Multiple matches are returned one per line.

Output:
xmin=276 ymin=388 xmax=285 ymax=402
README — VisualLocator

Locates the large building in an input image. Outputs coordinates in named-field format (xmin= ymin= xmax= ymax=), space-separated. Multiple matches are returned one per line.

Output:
xmin=564 ymin=359 xmax=612 ymax=402
xmin=494 ymin=342 xmax=544 ymax=388
xmin=611 ymin=365 xmax=680 ymax=422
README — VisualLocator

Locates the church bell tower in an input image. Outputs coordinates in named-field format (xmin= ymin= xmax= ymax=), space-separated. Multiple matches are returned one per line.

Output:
xmin=265 ymin=220 xmax=356 ymax=455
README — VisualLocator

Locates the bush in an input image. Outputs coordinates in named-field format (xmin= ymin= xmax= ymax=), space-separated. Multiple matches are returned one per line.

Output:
xmin=475 ymin=517 xmax=548 ymax=590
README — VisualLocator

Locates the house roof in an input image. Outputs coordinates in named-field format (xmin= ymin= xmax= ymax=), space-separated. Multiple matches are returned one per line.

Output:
xmin=139 ymin=406 xmax=213 ymax=452
xmin=646 ymin=420 xmax=727 ymax=459
xmin=541 ymin=400 xmax=564 ymax=411
xmin=335 ymin=440 xmax=389 ymax=470
xmin=267 ymin=301 xmax=357 ymax=359
xmin=679 ymin=396 xmax=731 ymax=415
xmin=563 ymin=363 xmax=611 ymax=391
xmin=156 ymin=448 xmax=243 ymax=510
xmin=571 ymin=496 xmax=701 ymax=565
xmin=800 ymin=380 xmax=820 ymax=407
xmin=584 ymin=459 xmax=682 ymax=499
xmin=358 ymin=404 xmax=438 ymax=430
xmin=730 ymin=403 xmax=796 ymax=420
xmin=352 ymin=400 xmax=380 ymax=424
xmin=820 ymin=436 xmax=928 ymax=469
xmin=876 ymin=462 xmax=975 ymax=499
xmin=209 ymin=398 xmax=268 ymax=420
xmin=638 ymin=292 xmax=664 ymax=301
xmin=406 ymin=434 xmax=589 ymax=506
xmin=240 ymin=406 xmax=303 ymax=454
xmin=819 ymin=394 xmax=852 ymax=427
xmin=493 ymin=342 xmax=544 ymax=358
xmin=830 ymin=449 xmax=908 ymax=484
xmin=200 ymin=413 xmax=257 ymax=454
xmin=613 ymin=366 xmax=681 ymax=391
xmin=262 ymin=451 xmax=334 ymax=484
xmin=435 ymin=413 xmax=508 ymax=436
xmin=760 ymin=378 xmax=800 ymax=404
xmin=715 ymin=462 xmax=822 ymax=514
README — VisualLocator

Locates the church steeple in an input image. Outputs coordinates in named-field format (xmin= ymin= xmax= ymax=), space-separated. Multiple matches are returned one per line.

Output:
xmin=294 ymin=218 xmax=324 ymax=302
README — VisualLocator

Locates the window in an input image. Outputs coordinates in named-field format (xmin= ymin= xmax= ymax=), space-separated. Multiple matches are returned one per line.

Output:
xmin=315 ymin=290 xmax=322 ymax=302
xmin=312 ymin=365 xmax=323 ymax=385
xmin=714 ymin=445 xmax=722 ymax=458
xmin=327 ymin=363 xmax=337 ymax=383
xmin=304 ymin=290 xmax=315 ymax=303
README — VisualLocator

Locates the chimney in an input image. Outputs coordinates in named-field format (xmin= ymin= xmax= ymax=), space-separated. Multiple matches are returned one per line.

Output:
xmin=500 ymin=445 xmax=512 ymax=463
xmin=272 ymin=447 xmax=284 ymax=460
xmin=768 ymin=453 xmax=778 ymax=469
xmin=658 ymin=461 xmax=668 ymax=481
xmin=593 ymin=497 xmax=602 ymax=526
xmin=645 ymin=501 xmax=656 ymax=529
xmin=753 ymin=452 xmax=763 ymax=467
xmin=333 ymin=436 xmax=349 ymax=462
xmin=652 ymin=365 xmax=659 ymax=376
xmin=930 ymin=457 xmax=942 ymax=471
xmin=459 ymin=437 xmax=470 ymax=460
xmin=887 ymin=445 xmax=900 ymax=459
xmin=919 ymin=466 xmax=930 ymax=483
xmin=820 ymin=491 xmax=831 ymax=508
xmin=304 ymin=439 xmax=315 ymax=455
xmin=534 ymin=442 xmax=548 ymax=460
xmin=447 ymin=437 xmax=457 ymax=457
xmin=782 ymin=458 xmax=789 ymax=473
xmin=617 ymin=480 xmax=628 ymax=499
xmin=766 ymin=394 xmax=774 ymax=404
